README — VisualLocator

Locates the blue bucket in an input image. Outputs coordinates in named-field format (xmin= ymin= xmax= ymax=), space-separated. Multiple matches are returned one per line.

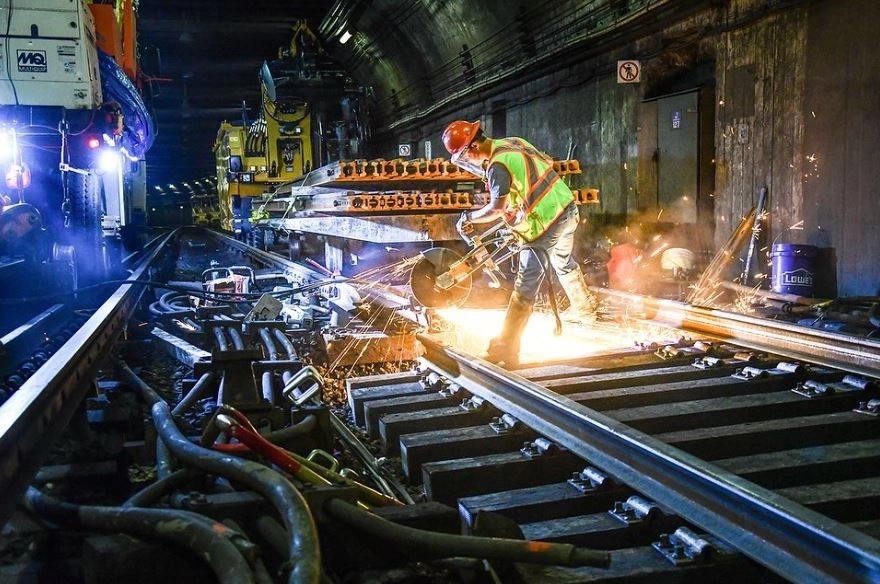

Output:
xmin=771 ymin=244 xmax=817 ymax=296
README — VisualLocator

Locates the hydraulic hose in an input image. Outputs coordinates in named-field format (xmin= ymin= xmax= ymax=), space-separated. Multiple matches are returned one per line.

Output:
xmin=117 ymin=362 xmax=322 ymax=584
xmin=258 ymin=330 xmax=279 ymax=404
xmin=123 ymin=468 xmax=202 ymax=507
xmin=155 ymin=434 xmax=174 ymax=479
xmin=24 ymin=487 xmax=256 ymax=584
xmin=212 ymin=325 xmax=230 ymax=351
xmin=323 ymin=498 xmax=610 ymax=568
xmin=259 ymin=327 xmax=280 ymax=359
xmin=273 ymin=327 xmax=297 ymax=358
xmin=171 ymin=371 xmax=216 ymax=416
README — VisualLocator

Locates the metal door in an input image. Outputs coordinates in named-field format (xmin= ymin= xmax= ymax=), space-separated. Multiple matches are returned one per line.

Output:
xmin=657 ymin=91 xmax=698 ymax=223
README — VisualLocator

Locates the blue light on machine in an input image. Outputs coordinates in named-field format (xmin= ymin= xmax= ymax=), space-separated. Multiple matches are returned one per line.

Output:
xmin=0 ymin=128 xmax=17 ymax=160
xmin=98 ymin=149 xmax=121 ymax=173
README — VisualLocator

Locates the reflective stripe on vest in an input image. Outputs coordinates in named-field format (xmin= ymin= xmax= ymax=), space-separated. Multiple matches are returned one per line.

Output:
xmin=490 ymin=138 xmax=574 ymax=241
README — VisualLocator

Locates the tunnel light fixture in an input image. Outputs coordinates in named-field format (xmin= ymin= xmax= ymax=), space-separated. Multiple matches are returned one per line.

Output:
xmin=339 ymin=30 xmax=352 ymax=44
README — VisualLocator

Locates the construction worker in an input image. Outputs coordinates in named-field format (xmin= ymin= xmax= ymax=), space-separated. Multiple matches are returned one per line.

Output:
xmin=442 ymin=120 xmax=598 ymax=368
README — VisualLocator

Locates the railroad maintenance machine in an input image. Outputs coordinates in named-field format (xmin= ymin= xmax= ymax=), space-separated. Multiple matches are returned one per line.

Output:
xmin=0 ymin=0 xmax=154 ymax=328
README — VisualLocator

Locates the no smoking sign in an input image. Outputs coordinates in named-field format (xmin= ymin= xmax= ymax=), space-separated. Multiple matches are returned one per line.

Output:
xmin=617 ymin=60 xmax=641 ymax=84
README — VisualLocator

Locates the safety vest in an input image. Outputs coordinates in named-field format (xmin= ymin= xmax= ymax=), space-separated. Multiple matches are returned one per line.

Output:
xmin=488 ymin=138 xmax=575 ymax=242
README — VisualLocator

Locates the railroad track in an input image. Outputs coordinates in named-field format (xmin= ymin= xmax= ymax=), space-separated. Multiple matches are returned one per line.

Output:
xmin=349 ymin=316 xmax=880 ymax=583
xmin=1 ymin=226 xmax=879 ymax=583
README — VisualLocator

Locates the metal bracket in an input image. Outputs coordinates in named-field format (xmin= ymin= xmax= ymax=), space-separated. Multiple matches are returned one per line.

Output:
xmin=731 ymin=365 xmax=770 ymax=380
xmin=437 ymin=382 xmax=464 ymax=399
xmin=776 ymin=361 xmax=806 ymax=373
xmin=655 ymin=345 xmax=683 ymax=360
xmin=460 ymin=395 xmax=486 ymax=412
xmin=791 ymin=379 xmax=834 ymax=398
xmin=420 ymin=371 xmax=445 ymax=391
xmin=488 ymin=413 xmax=521 ymax=435
xmin=652 ymin=527 xmax=738 ymax=566
xmin=520 ymin=437 xmax=560 ymax=459
xmin=692 ymin=356 xmax=723 ymax=369
xmin=736 ymin=360 xmax=810 ymax=381
xmin=281 ymin=365 xmax=323 ymax=405
xmin=609 ymin=495 xmax=664 ymax=525
xmin=854 ymin=398 xmax=880 ymax=416
xmin=732 ymin=351 xmax=760 ymax=363
xmin=58 ymin=162 xmax=90 ymax=176
xmin=567 ymin=466 xmax=614 ymax=493
xmin=656 ymin=341 xmax=714 ymax=361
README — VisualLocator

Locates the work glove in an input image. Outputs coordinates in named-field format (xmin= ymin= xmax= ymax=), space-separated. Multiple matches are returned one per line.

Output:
xmin=456 ymin=210 xmax=475 ymax=237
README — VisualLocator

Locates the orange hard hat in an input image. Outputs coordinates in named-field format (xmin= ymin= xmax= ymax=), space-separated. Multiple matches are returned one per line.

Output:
xmin=442 ymin=120 xmax=480 ymax=156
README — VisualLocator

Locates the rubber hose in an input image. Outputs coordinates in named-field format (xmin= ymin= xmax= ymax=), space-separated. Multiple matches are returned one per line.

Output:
xmin=25 ymin=487 xmax=255 ymax=584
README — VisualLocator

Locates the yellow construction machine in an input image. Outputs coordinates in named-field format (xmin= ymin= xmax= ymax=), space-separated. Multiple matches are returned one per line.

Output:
xmin=212 ymin=20 xmax=361 ymax=234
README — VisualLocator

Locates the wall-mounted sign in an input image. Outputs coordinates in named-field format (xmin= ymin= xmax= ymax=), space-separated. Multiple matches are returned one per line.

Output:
xmin=398 ymin=144 xmax=411 ymax=157
xmin=617 ymin=60 xmax=641 ymax=83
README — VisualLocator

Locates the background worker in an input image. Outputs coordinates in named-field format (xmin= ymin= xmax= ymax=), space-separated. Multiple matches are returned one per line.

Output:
xmin=442 ymin=120 xmax=598 ymax=368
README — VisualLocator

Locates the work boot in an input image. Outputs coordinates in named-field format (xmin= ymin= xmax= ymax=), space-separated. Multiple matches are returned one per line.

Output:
xmin=557 ymin=268 xmax=599 ymax=324
xmin=483 ymin=291 xmax=533 ymax=369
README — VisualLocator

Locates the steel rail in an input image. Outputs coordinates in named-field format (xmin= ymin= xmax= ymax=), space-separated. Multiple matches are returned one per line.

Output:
xmin=0 ymin=229 xmax=176 ymax=528
xmin=418 ymin=334 xmax=880 ymax=584
xmin=600 ymin=289 xmax=880 ymax=378
xmin=201 ymin=227 xmax=423 ymax=323
xmin=201 ymin=227 xmax=329 ymax=285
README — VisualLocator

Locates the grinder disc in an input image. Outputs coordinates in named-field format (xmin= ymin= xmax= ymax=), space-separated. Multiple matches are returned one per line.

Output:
xmin=409 ymin=247 xmax=472 ymax=308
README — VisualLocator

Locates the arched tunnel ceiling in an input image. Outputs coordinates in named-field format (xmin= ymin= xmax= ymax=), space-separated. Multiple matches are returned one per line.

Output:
xmin=138 ymin=0 xmax=704 ymax=185
xmin=318 ymin=0 xmax=707 ymax=132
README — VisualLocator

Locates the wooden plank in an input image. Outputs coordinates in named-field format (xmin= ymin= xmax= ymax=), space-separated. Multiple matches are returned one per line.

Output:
xmin=379 ymin=406 xmax=495 ymax=456
xmin=656 ymin=411 xmax=880 ymax=460
xmin=568 ymin=372 xmax=807 ymax=411
xmin=325 ymin=332 xmax=421 ymax=367
xmin=345 ymin=370 xmax=422 ymax=391
xmin=400 ymin=425 xmax=536 ymax=484
xmin=521 ymin=511 xmax=683 ymax=548
xmin=364 ymin=392 xmax=459 ymax=440
xmin=777 ymin=477 xmax=880 ymax=522
xmin=608 ymin=389 xmax=861 ymax=435
xmin=458 ymin=482 xmax=630 ymax=531
xmin=514 ymin=545 xmax=755 ymax=583
xmin=422 ymin=450 xmax=584 ymax=507
xmin=541 ymin=361 xmax=750 ymax=395
xmin=346 ymin=380 xmax=427 ymax=427
xmin=716 ymin=439 xmax=880 ymax=488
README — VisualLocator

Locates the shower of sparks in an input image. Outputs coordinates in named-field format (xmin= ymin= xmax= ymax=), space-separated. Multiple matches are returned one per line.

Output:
xmin=789 ymin=220 xmax=805 ymax=231
xmin=430 ymin=306 xmax=679 ymax=363
xmin=731 ymin=284 xmax=762 ymax=314
xmin=316 ymin=256 xmax=430 ymax=376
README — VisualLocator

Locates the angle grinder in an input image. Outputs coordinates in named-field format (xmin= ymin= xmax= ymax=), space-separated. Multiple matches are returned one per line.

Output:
xmin=409 ymin=247 xmax=473 ymax=308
